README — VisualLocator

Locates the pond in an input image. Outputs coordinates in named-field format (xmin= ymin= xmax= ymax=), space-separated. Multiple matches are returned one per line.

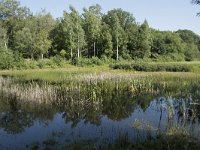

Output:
xmin=0 ymin=75 xmax=200 ymax=149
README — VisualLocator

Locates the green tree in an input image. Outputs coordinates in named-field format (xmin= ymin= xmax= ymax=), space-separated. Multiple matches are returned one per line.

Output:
xmin=14 ymin=27 xmax=35 ymax=59
xmin=13 ymin=12 xmax=55 ymax=59
xmin=55 ymin=6 xmax=85 ymax=59
xmin=50 ymin=19 xmax=65 ymax=56
xmin=0 ymin=0 xmax=30 ymax=20
xmin=0 ymin=0 xmax=31 ymax=49
xmin=103 ymin=9 xmax=133 ymax=60
xmin=99 ymin=23 xmax=113 ymax=58
xmin=59 ymin=10 xmax=76 ymax=59
xmin=103 ymin=8 xmax=135 ymax=31
xmin=34 ymin=11 xmax=55 ymax=59
xmin=176 ymin=29 xmax=200 ymax=60
xmin=34 ymin=30 xmax=52 ymax=59
xmin=151 ymin=30 xmax=166 ymax=58
xmin=0 ymin=25 xmax=8 ymax=50
xmin=126 ymin=23 xmax=138 ymax=59
xmin=134 ymin=20 xmax=151 ymax=59
xmin=83 ymin=4 xmax=102 ymax=57
xmin=69 ymin=5 xmax=85 ymax=58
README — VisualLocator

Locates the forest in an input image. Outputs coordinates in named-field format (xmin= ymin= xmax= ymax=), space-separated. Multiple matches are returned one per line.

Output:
xmin=0 ymin=0 xmax=200 ymax=69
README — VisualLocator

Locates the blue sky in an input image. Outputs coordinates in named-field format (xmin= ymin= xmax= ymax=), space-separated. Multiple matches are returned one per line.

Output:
xmin=19 ymin=0 xmax=200 ymax=35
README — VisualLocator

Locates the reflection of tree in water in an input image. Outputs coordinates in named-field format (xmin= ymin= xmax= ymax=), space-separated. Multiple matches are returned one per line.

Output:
xmin=0 ymin=111 xmax=33 ymax=134
xmin=60 ymin=83 xmax=138 ymax=126
xmin=102 ymin=87 xmax=135 ymax=121
xmin=61 ymin=96 xmax=102 ymax=128
xmin=0 ymin=96 xmax=34 ymax=134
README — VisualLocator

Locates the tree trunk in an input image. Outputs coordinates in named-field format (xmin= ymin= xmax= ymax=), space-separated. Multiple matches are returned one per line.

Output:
xmin=70 ymin=48 xmax=73 ymax=60
xmin=4 ymin=34 xmax=7 ymax=50
xmin=116 ymin=36 xmax=119 ymax=61
xmin=4 ymin=40 xmax=7 ymax=50
xmin=94 ymin=42 xmax=96 ymax=57
xmin=41 ymin=54 xmax=44 ymax=59
xmin=77 ymin=35 xmax=80 ymax=58
xmin=31 ymin=53 xmax=34 ymax=60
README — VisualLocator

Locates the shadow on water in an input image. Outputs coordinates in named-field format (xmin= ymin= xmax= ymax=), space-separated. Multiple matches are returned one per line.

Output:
xmin=0 ymin=76 xmax=200 ymax=149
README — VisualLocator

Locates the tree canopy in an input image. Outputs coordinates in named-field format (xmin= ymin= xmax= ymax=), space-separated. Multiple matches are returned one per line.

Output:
xmin=0 ymin=0 xmax=200 ymax=64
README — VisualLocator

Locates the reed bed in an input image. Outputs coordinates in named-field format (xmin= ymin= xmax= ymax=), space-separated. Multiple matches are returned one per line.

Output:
xmin=1 ymin=71 xmax=200 ymax=106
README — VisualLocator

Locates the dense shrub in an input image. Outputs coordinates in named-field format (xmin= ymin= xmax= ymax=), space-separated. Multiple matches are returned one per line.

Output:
xmin=110 ymin=62 xmax=191 ymax=72
xmin=13 ymin=52 xmax=27 ymax=69
xmin=71 ymin=57 xmax=104 ymax=66
xmin=0 ymin=52 xmax=69 ymax=70
xmin=0 ymin=50 xmax=14 ymax=69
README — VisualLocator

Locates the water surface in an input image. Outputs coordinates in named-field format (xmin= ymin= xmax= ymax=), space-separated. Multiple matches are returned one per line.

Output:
xmin=0 ymin=76 xmax=200 ymax=149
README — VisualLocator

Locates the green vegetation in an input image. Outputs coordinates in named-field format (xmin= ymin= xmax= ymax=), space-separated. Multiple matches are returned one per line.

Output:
xmin=1 ymin=0 xmax=200 ymax=70
xmin=1 ymin=65 xmax=200 ymax=84
xmin=110 ymin=61 xmax=196 ymax=72
xmin=66 ymin=134 xmax=200 ymax=150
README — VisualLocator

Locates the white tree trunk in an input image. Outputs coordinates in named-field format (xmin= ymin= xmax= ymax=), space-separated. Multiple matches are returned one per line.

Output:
xmin=94 ymin=42 xmax=96 ymax=57
xmin=4 ymin=40 xmax=7 ymax=50
xmin=70 ymin=31 xmax=73 ymax=60
xmin=70 ymin=48 xmax=73 ymax=60
xmin=117 ymin=36 xmax=119 ymax=61
xmin=77 ymin=35 xmax=80 ymax=58
xmin=4 ymin=34 xmax=8 ymax=50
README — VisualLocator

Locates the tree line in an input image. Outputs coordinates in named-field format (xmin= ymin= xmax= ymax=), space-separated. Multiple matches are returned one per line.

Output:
xmin=1 ymin=0 xmax=200 ymax=64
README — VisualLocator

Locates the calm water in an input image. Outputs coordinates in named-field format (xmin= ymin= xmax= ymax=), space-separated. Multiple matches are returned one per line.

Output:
xmin=0 ymin=76 xmax=200 ymax=149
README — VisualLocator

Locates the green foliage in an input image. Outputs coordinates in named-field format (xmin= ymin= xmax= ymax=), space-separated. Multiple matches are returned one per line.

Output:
xmin=0 ymin=0 xmax=30 ymax=20
xmin=83 ymin=4 xmax=102 ymax=57
xmin=14 ymin=27 xmax=35 ymax=58
xmin=134 ymin=20 xmax=151 ymax=59
xmin=12 ymin=51 xmax=26 ymax=69
xmin=0 ymin=50 xmax=14 ymax=69
xmin=0 ymin=26 xmax=7 ymax=50
xmin=97 ymin=134 xmax=200 ymax=150
xmin=72 ymin=57 xmax=104 ymax=66
xmin=103 ymin=9 xmax=131 ymax=60
xmin=36 ymin=56 xmax=66 ymax=69
xmin=0 ymin=50 xmax=27 ymax=70
xmin=98 ymin=23 xmax=113 ymax=58
xmin=176 ymin=30 xmax=200 ymax=61
xmin=110 ymin=62 xmax=191 ymax=72
xmin=151 ymin=30 xmax=188 ymax=61
xmin=59 ymin=49 xmax=67 ymax=59
xmin=1 ymin=1 xmax=200 ymax=69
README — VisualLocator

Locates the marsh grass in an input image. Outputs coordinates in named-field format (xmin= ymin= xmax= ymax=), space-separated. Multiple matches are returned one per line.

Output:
xmin=1 ymin=69 xmax=200 ymax=106
xmin=0 ymin=65 xmax=200 ymax=84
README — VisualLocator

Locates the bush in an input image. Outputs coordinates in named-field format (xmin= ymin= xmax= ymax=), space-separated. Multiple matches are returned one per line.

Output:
xmin=0 ymin=50 xmax=14 ymax=69
xmin=50 ymin=55 xmax=65 ymax=67
xmin=37 ymin=59 xmax=56 ymax=69
xmin=110 ymin=62 xmax=191 ymax=72
xmin=26 ymin=60 xmax=39 ymax=69
xmin=13 ymin=52 xmax=27 ymax=69
xmin=71 ymin=57 xmax=104 ymax=67
xmin=0 ymin=51 xmax=70 ymax=70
